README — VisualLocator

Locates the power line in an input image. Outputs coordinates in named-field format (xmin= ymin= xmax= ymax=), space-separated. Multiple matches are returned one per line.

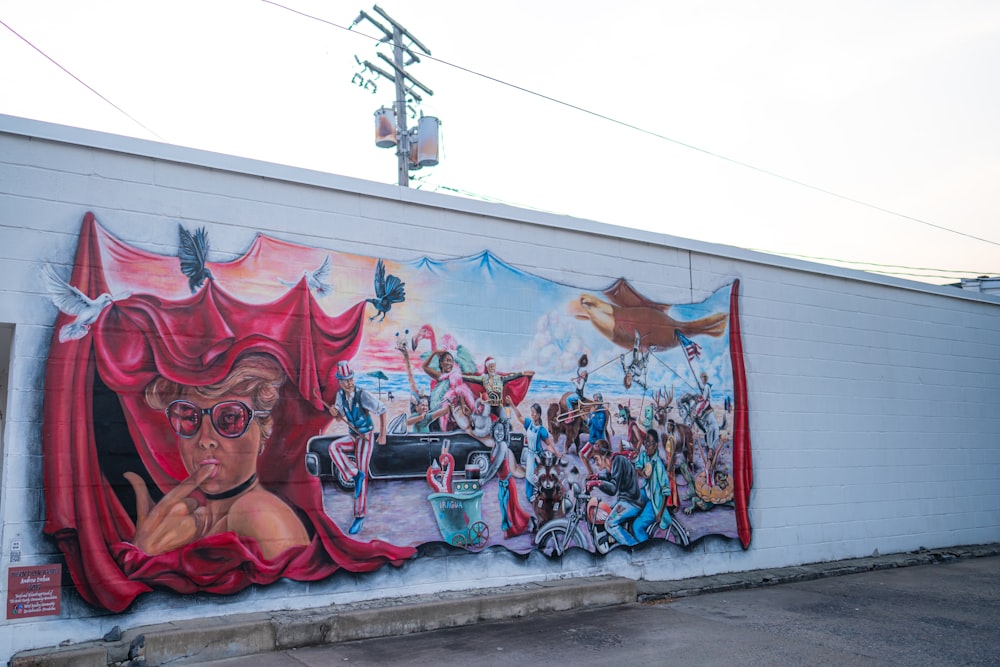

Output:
xmin=260 ymin=0 xmax=1000 ymax=249
xmin=11 ymin=0 xmax=985 ymax=281
xmin=421 ymin=65 xmax=1000 ymax=249
xmin=746 ymin=249 xmax=996 ymax=277
xmin=421 ymin=178 xmax=993 ymax=281
xmin=855 ymin=270 xmax=977 ymax=280
xmin=428 ymin=183 xmax=563 ymax=215
xmin=0 ymin=19 xmax=165 ymax=142
xmin=7 ymin=1 xmax=996 ymax=253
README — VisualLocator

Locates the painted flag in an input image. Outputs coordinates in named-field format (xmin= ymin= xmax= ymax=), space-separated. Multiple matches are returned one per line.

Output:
xmin=676 ymin=331 xmax=702 ymax=360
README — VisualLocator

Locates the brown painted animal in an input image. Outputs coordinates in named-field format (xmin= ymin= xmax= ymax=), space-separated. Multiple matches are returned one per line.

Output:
xmin=546 ymin=392 xmax=585 ymax=455
xmin=532 ymin=450 xmax=564 ymax=527
xmin=651 ymin=387 xmax=673 ymax=428
xmin=666 ymin=418 xmax=695 ymax=470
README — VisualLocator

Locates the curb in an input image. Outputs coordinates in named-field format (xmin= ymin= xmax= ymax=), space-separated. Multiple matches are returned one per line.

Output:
xmin=12 ymin=544 xmax=999 ymax=666
xmin=10 ymin=575 xmax=635 ymax=667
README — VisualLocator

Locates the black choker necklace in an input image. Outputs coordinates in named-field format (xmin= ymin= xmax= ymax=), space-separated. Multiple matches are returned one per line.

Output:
xmin=203 ymin=473 xmax=258 ymax=501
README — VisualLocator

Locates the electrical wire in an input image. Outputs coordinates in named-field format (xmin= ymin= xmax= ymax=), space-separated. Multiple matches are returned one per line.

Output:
xmin=259 ymin=0 xmax=1000 ymax=250
xmin=430 ymin=184 xmax=563 ymax=215
xmin=844 ymin=270 xmax=979 ymax=281
xmin=419 ymin=179 xmax=994 ymax=281
xmin=0 ymin=19 xmax=165 ymax=142
xmin=746 ymin=249 xmax=996 ymax=277
xmin=6 ymin=2 xmax=997 ymax=259
xmin=421 ymin=156 xmax=999 ymax=280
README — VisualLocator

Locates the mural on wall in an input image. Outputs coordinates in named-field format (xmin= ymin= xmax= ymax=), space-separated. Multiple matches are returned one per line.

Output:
xmin=42 ymin=213 xmax=752 ymax=612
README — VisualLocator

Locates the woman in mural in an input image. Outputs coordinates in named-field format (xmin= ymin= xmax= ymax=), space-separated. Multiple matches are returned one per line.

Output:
xmin=124 ymin=353 xmax=310 ymax=559
xmin=508 ymin=399 xmax=559 ymax=502
xmin=396 ymin=337 xmax=447 ymax=433
xmin=422 ymin=349 xmax=477 ymax=429
xmin=456 ymin=396 xmax=531 ymax=538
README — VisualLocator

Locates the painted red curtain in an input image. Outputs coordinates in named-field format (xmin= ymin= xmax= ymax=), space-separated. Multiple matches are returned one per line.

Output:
xmin=729 ymin=279 xmax=753 ymax=549
xmin=43 ymin=214 xmax=415 ymax=612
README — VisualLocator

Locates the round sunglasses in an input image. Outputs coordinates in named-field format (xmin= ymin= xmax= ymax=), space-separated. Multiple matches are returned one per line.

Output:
xmin=165 ymin=400 xmax=270 ymax=439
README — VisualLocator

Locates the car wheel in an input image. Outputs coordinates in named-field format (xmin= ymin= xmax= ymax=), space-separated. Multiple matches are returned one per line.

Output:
xmin=333 ymin=463 xmax=357 ymax=492
xmin=467 ymin=452 xmax=491 ymax=478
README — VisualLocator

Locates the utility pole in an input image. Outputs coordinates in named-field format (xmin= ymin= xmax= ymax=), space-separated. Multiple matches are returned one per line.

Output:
xmin=388 ymin=16 xmax=411 ymax=187
xmin=349 ymin=6 xmax=439 ymax=187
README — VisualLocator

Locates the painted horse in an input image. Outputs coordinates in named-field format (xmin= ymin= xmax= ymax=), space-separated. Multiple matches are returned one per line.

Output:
xmin=546 ymin=392 xmax=586 ymax=456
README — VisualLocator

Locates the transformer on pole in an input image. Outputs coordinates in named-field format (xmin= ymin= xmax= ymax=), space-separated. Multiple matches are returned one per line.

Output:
xmin=349 ymin=6 xmax=441 ymax=187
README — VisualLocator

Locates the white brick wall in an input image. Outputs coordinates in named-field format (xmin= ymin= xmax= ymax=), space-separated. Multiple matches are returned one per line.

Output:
xmin=1 ymin=114 xmax=998 ymax=657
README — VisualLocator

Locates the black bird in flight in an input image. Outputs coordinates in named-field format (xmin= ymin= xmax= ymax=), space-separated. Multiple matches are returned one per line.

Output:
xmin=178 ymin=225 xmax=213 ymax=293
xmin=366 ymin=258 xmax=405 ymax=322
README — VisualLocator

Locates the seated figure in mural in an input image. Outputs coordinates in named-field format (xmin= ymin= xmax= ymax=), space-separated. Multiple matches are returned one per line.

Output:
xmin=407 ymin=394 xmax=449 ymax=433
xmin=564 ymin=368 xmax=589 ymax=420
xmin=396 ymin=337 xmax=447 ymax=433
xmin=633 ymin=428 xmax=673 ymax=537
xmin=124 ymin=353 xmax=310 ymax=560
xmin=586 ymin=439 xmax=647 ymax=547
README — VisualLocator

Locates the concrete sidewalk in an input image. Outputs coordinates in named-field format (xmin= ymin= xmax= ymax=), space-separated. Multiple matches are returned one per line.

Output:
xmin=636 ymin=542 xmax=1000 ymax=601
xmin=12 ymin=543 xmax=999 ymax=666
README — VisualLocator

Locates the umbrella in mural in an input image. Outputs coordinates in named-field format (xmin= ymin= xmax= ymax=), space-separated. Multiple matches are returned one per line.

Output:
xmin=366 ymin=369 xmax=389 ymax=399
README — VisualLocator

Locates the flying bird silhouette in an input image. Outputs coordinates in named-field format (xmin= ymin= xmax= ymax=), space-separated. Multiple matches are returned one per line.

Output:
xmin=569 ymin=279 xmax=728 ymax=351
xmin=365 ymin=258 xmax=405 ymax=322
xmin=279 ymin=254 xmax=334 ymax=296
xmin=178 ymin=225 xmax=213 ymax=293
xmin=41 ymin=264 xmax=121 ymax=343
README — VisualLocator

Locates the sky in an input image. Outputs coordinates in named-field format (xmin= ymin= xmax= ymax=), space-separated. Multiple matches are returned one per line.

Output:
xmin=2 ymin=0 xmax=999 ymax=285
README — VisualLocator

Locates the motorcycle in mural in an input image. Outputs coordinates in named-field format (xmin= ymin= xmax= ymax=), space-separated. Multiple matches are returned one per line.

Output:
xmin=535 ymin=480 xmax=691 ymax=557
xmin=40 ymin=213 xmax=752 ymax=611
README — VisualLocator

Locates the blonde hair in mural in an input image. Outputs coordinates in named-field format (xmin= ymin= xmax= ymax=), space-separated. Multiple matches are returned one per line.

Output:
xmin=144 ymin=353 xmax=285 ymax=440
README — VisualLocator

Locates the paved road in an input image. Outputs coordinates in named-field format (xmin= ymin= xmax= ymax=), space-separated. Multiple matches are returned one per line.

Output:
xmin=191 ymin=556 xmax=999 ymax=667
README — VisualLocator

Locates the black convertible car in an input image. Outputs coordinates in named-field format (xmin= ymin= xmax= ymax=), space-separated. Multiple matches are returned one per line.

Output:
xmin=305 ymin=414 xmax=526 ymax=490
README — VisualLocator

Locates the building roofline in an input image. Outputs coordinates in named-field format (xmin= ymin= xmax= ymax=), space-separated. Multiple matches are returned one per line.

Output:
xmin=3 ymin=113 xmax=998 ymax=307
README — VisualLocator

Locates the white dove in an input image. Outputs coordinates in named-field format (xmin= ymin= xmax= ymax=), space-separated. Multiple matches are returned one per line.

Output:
xmin=41 ymin=264 xmax=119 ymax=343
xmin=279 ymin=254 xmax=334 ymax=297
